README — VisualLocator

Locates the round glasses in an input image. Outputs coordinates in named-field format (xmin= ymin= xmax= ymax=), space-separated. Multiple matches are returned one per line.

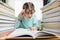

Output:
xmin=25 ymin=9 xmax=35 ymax=14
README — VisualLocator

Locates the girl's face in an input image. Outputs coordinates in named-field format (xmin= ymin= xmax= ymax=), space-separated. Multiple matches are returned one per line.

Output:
xmin=25 ymin=9 xmax=34 ymax=18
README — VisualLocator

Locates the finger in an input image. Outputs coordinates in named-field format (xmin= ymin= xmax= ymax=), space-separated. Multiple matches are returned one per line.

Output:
xmin=31 ymin=27 xmax=35 ymax=31
xmin=22 ymin=9 xmax=25 ymax=13
xmin=21 ymin=9 xmax=26 ymax=15
xmin=32 ymin=27 xmax=37 ymax=31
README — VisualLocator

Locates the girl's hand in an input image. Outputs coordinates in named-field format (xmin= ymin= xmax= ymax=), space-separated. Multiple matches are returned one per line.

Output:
xmin=21 ymin=9 xmax=25 ymax=16
xmin=30 ymin=27 xmax=37 ymax=31
xmin=18 ymin=9 xmax=25 ymax=20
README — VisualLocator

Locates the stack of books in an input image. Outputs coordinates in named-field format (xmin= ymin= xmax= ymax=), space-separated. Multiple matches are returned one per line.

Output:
xmin=0 ymin=1 xmax=15 ymax=31
xmin=41 ymin=0 xmax=60 ymax=33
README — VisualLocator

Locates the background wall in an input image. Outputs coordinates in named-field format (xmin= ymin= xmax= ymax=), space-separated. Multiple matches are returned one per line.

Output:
xmin=6 ymin=0 xmax=15 ymax=9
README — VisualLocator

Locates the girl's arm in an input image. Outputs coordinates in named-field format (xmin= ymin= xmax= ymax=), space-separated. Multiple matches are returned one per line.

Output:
xmin=31 ymin=14 xmax=39 ymax=31
xmin=18 ymin=9 xmax=25 ymax=21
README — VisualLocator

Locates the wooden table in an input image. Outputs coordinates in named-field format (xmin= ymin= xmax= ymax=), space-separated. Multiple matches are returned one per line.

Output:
xmin=5 ymin=37 xmax=60 ymax=40
xmin=0 ymin=30 xmax=13 ymax=38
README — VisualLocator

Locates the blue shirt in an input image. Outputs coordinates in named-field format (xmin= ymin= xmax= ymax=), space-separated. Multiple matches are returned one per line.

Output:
xmin=15 ymin=14 xmax=39 ymax=29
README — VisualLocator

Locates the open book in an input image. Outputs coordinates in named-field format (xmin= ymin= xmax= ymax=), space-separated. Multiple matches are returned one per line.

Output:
xmin=7 ymin=28 xmax=57 ymax=39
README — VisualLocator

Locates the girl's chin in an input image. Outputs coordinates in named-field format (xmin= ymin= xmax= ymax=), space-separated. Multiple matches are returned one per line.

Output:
xmin=28 ymin=17 xmax=31 ymax=18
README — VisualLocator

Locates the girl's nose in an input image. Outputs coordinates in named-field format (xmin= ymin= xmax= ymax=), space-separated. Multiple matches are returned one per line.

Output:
xmin=28 ymin=14 xmax=32 ymax=18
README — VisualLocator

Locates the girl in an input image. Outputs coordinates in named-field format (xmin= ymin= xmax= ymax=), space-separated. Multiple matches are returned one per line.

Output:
xmin=15 ymin=2 xmax=39 ymax=31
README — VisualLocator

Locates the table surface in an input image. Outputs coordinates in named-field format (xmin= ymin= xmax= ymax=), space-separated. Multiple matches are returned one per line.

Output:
xmin=5 ymin=37 xmax=60 ymax=40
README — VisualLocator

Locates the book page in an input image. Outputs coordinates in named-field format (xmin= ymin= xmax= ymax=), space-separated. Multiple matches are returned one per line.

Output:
xmin=7 ymin=28 xmax=40 ymax=38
